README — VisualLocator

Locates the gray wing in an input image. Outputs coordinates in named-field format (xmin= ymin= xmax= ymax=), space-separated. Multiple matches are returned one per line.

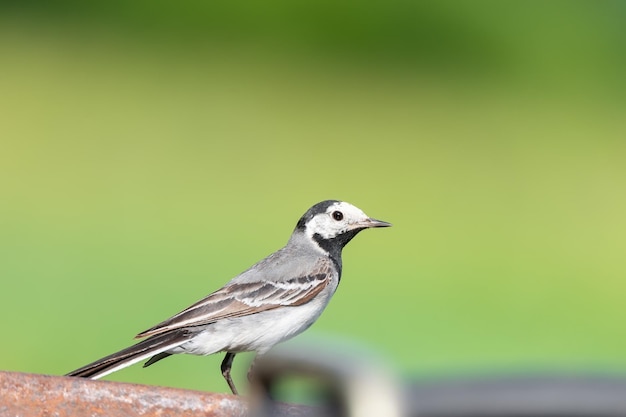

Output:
xmin=136 ymin=258 xmax=332 ymax=338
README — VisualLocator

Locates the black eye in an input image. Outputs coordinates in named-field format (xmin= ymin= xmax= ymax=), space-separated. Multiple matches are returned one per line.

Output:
xmin=332 ymin=211 xmax=344 ymax=221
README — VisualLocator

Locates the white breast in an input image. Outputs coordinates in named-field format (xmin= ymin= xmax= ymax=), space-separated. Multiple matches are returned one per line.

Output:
xmin=171 ymin=277 xmax=338 ymax=356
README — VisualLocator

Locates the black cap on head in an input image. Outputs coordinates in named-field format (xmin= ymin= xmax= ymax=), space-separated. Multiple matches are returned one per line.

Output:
xmin=295 ymin=200 xmax=340 ymax=230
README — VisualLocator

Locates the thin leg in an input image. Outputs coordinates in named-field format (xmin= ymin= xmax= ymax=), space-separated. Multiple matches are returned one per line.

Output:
xmin=221 ymin=352 xmax=238 ymax=395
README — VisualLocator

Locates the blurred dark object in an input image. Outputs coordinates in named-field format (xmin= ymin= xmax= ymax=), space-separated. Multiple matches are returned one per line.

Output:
xmin=251 ymin=344 xmax=626 ymax=417
xmin=250 ymin=343 xmax=403 ymax=417
xmin=408 ymin=376 xmax=626 ymax=417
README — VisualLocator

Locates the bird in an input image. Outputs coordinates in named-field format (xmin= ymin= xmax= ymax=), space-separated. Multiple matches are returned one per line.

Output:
xmin=65 ymin=200 xmax=391 ymax=395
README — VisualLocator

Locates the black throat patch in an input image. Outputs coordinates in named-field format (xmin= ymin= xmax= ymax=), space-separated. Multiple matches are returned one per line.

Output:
xmin=313 ymin=228 xmax=364 ymax=279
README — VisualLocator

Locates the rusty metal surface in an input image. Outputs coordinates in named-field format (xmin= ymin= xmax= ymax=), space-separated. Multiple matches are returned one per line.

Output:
xmin=0 ymin=371 xmax=248 ymax=417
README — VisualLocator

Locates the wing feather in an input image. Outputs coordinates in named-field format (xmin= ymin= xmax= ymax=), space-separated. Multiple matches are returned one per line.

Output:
xmin=136 ymin=260 xmax=332 ymax=338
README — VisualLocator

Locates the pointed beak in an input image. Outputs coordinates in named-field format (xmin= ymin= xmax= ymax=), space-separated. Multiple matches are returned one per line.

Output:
xmin=358 ymin=217 xmax=392 ymax=229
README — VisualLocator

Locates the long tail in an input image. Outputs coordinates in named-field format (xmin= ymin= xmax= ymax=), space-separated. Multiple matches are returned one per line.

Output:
xmin=66 ymin=329 xmax=191 ymax=379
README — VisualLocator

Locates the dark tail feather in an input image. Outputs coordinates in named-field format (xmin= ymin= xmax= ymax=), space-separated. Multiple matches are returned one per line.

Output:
xmin=66 ymin=330 xmax=191 ymax=379
xmin=143 ymin=352 xmax=172 ymax=367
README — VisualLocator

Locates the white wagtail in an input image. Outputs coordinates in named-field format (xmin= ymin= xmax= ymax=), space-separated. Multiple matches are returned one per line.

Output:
xmin=66 ymin=200 xmax=390 ymax=394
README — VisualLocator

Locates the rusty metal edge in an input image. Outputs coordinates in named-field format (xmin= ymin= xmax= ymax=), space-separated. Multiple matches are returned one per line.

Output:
xmin=0 ymin=370 xmax=249 ymax=417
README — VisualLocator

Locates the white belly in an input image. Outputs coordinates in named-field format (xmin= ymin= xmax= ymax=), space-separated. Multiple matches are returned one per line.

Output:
xmin=170 ymin=290 xmax=331 ymax=356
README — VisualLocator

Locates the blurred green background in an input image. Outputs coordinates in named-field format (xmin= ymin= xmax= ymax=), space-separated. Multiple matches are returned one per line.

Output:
xmin=1 ymin=1 xmax=625 ymax=393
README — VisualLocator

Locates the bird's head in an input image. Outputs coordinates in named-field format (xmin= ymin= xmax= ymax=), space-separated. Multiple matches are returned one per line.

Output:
xmin=295 ymin=200 xmax=391 ymax=255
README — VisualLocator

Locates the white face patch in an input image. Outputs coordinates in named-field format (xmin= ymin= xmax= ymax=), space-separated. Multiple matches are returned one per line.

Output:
xmin=305 ymin=201 xmax=371 ymax=240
